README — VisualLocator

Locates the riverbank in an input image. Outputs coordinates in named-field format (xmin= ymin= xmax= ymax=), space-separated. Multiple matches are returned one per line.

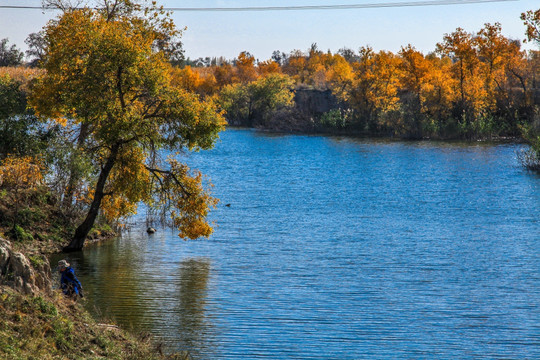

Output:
xmin=0 ymin=237 xmax=191 ymax=360
xmin=231 ymin=122 xmax=526 ymax=144
xmin=227 ymin=87 xmax=536 ymax=142
xmin=0 ymin=189 xmax=189 ymax=359
xmin=0 ymin=283 xmax=189 ymax=359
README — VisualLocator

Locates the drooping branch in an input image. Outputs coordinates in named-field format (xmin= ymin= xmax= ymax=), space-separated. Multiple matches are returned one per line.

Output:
xmin=145 ymin=165 xmax=192 ymax=198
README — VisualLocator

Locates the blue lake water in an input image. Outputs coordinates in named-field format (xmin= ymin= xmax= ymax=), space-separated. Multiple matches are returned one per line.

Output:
xmin=54 ymin=129 xmax=540 ymax=359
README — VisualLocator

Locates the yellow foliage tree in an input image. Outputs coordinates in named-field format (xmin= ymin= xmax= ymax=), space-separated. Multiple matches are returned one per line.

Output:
xmin=436 ymin=27 xmax=488 ymax=132
xmin=283 ymin=50 xmax=308 ymax=84
xmin=521 ymin=9 xmax=540 ymax=46
xmin=258 ymin=60 xmax=282 ymax=77
xmin=234 ymin=51 xmax=258 ymax=83
xmin=170 ymin=66 xmax=202 ymax=93
xmin=0 ymin=156 xmax=43 ymax=191
xmin=476 ymin=23 xmax=527 ymax=113
xmin=422 ymin=54 xmax=457 ymax=131
xmin=342 ymin=47 xmax=402 ymax=132
xmin=29 ymin=1 xmax=225 ymax=251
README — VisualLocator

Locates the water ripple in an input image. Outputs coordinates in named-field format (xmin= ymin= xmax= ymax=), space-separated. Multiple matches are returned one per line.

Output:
xmin=54 ymin=130 xmax=540 ymax=359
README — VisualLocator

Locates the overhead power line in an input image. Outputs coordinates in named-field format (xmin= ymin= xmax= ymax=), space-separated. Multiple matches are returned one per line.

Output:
xmin=0 ymin=0 xmax=519 ymax=12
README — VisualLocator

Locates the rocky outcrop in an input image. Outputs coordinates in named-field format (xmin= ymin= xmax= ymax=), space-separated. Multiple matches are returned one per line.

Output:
xmin=261 ymin=88 xmax=344 ymax=133
xmin=294 ymin=88 xmax=340 ymax=117
xmin=0 ymin=238 xmax=52 ymax=295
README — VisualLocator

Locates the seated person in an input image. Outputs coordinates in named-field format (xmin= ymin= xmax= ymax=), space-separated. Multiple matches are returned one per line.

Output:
xmin=57 ymin=259 xmax=83 ymax=298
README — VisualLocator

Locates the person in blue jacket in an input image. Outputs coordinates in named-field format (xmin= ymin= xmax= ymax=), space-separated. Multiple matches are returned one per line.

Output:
xmin=58 ymin=260 xmax=83 ymax=298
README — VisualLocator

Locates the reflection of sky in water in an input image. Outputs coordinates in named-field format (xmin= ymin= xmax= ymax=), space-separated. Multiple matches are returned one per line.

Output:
xmin=54 ymin=129 xmax=540 ymax=359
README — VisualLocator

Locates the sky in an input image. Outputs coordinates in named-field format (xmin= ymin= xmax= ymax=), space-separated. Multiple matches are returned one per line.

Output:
xmin=0 ymin=0 xmax=538 ymax=62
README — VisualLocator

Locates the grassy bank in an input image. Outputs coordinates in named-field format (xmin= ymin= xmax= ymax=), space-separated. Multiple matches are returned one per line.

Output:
xmin=0 ymin=286 xmax=188 ymax=360
xmin=0 ymin=187 xmax=188 ymax=359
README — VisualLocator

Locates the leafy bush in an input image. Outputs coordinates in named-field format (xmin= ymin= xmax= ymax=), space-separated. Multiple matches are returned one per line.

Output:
xmin=320 ymin=109 xmax=350 ymax=129
xmin=10 ymin=225 xmax=34 ymax=242
xmin=28 ymin=255 xmax=45 ymax=269
xmin=17 ymin=207 xmax=46 ymax=226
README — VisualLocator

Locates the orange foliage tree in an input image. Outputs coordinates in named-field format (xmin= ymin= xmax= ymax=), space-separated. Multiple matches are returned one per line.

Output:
xmin=338 ymin=47 xmax=402 ymax=133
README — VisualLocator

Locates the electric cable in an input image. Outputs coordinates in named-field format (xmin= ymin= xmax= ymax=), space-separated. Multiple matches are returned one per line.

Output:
xmin=0 ymin=0 xmax=519 ymax=12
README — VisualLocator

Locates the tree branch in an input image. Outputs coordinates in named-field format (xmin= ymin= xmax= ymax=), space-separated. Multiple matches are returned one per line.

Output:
xmin=145 ymin=166 xmax=192 ymax=197
xmin=117 ymin=66 xmax=126 ymax=109
xmin=143 ymin=100 xmax=164 ymax=119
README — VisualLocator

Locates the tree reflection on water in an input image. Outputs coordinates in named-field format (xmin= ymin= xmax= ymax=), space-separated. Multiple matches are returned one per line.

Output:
xmin=171 ymin=258 xmax=215 ymax=357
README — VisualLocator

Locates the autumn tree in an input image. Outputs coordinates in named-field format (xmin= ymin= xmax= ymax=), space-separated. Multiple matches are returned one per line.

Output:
xmin=0 ymin=156 xmax=44 ymax=237
xmin=479 ymin=24 xmax=530 ymax=136
xmin=520 ymin=9 xmax=540 ymax=96
xmin=234 ymin=51 xmax=258 ymax=83
xmin=521 ymin=9 xmax=540 ymax=46
xmin=213 ymin=63 xmax=235 ymax=89
xmin=326 ymin=53 xmax=354 ymax=98
xmin=304 ymin=51 xmax=352 ymax=91
xmin=521 ymin=9 xmax=540 ymax=93
xmin=193 ymin=67 xmax=219 ymax=96
xmin=477 ymin=23 xmax=511 ymax=96
xmin=30 ymin=0 xmax=225 ymax=251
xmin=283 ymin=50 xmax=308 ymax=84
xmin=340 ymin=47 xmax=402 ymax=133
xmin=258 ymin=60 xmax=281 ymax=77
xmin=171 ymin=66 xmax=202 ymax=92
xmin=421 ymin=54 xmax=457 ymax=135
xmin=398 ymin=45 xmax=433 ymax=137
xmin=436 ymin=27 xmax=488 ymax=135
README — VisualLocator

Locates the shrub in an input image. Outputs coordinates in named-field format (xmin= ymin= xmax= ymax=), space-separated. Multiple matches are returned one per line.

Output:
xmin=10 ymin=225 xmax=34 ymax=242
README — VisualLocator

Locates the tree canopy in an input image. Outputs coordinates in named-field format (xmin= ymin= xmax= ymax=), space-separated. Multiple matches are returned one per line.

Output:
xmin=29 ymin=0 xmax=225 ymax=251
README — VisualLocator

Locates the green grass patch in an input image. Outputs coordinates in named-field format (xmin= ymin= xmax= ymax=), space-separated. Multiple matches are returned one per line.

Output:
xmin=9 ymin=225 xmax=34 ymax=242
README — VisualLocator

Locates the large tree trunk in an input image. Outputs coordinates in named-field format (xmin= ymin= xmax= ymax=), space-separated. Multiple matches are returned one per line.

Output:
xmin=63 ymin=123 xmax=89 ymax=211
xmin=63 ymin=144 xmax=119 ymax=252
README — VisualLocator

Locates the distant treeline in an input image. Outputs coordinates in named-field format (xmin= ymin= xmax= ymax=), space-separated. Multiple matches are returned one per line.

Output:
xmin=1 ymin=12 xmax=539 ymax=160
xmin=179 ymin=24 xmax=539 ymax=141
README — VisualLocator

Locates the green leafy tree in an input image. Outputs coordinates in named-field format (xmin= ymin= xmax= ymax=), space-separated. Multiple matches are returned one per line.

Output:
xmin=30 ymin=0 xmax=225 ymax=251
xmin=25 ymin=32 xmax=47 ymax=68
xmin=219 ymin=73 xmax=294 ymax=126
xmin=0 ymin=75 xmax=54 ymax=159
xmin=0 ymin=38 xmax=24 ymax=67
